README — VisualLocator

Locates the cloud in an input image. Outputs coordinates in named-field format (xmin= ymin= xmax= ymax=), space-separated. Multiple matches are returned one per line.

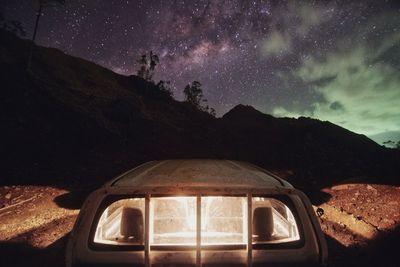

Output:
xmin=261 ymin=30 xmax=292 ymax=56
xmin=296 ymin=3 xmax=326 ymax=35
xmin=260 ymin=1 xmax=329 ymax=57
xmin=273 ymin=32 xmax=400 ymax=137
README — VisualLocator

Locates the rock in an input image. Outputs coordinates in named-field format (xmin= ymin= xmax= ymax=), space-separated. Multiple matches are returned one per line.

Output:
xmin=332 ymin=184 xmax=349 ymax=190
xmin=366 ymin=185 xmax=377 ymax=192
xmin=382 ymin=218 xmax=395 ymax=224
xmin=5 ymin=193 xmax=11 ymax=199
xmin=316 ymin=207 xmax=324 ymax=217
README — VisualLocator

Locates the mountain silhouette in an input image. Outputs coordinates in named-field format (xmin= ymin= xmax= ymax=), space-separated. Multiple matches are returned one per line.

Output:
xmin=1 ymin=29 xmax=398 ymax=189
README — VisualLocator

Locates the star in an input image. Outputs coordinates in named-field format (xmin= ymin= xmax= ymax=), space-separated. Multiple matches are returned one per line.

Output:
xmin=1 ymin=0 xmax=399 ymax=143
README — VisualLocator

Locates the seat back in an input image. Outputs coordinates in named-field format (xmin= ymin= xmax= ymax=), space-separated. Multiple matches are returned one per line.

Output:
xmin=253 ymin=207 xmax=274 ymax=241
xmin=120 ymin=207 xmax=144 ymax=243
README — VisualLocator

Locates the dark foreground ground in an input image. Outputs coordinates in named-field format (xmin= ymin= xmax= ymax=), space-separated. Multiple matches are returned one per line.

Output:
xmin=1 ymin=173 xmax=399 ymax=267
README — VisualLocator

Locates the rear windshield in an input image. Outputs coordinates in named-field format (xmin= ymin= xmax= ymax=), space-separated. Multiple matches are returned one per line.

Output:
xmin=91 ymin=195 xmax=301 ymax=250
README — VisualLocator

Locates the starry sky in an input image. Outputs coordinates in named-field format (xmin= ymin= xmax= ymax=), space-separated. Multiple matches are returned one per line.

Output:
xmin=2 ymin=0 xmax=400 ymax=143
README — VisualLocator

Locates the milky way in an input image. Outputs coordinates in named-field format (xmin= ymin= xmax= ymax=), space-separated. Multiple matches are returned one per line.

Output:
xmin=2 ymin=0 xmax=400 ymax=143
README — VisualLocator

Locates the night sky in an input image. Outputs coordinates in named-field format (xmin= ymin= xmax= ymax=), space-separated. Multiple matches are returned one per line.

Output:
xmin=2 ymin=0 xmax=400 ymax=142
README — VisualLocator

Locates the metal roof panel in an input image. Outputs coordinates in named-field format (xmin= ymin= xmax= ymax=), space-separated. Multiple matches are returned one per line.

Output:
xmin=110 ymin=160 xmax=292 ymax=189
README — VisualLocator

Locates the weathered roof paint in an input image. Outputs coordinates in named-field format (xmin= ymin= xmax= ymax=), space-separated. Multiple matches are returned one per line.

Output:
xmin=108 ymin=159 xmax=293 ymax=189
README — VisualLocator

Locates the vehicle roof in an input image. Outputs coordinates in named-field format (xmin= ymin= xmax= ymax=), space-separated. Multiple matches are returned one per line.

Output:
xmin=108 ymin=160 xmax=293 ymax=189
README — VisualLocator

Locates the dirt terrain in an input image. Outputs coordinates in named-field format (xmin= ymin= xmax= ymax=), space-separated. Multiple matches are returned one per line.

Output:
xmin=0 ymin=186 xmax=78 ymax=267
xmin=316 ymin=183 xmax=400 ymax=267
xmin=1 ymin=182 xmax=399 ymax=267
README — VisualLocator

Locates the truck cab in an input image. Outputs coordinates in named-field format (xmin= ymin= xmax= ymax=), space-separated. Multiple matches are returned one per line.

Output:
xmin=66 ymin=160 xmax=328 ymax=267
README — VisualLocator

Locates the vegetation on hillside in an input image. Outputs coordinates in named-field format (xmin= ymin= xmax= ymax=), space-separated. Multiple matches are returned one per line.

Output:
xmin=136 ymin=51 xmax=216 ymax=115
xmin=184 ymin=80 xmax=216 ymax=116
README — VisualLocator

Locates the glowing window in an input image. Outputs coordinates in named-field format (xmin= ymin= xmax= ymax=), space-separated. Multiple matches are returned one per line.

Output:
xmin=252 ymin=197 xmax=300 ymax=244
xmin=201 ymin=196 xmax=246 ymax=245
xmin=150 ymin=197 xmax=196 ymax=245
xmin=149 ymin=196 xmax=246 ymax=246
xmin=93 ymin=196 xmax=300 ymax=247
xmin=94 ymin=198 xmax=145 ymax=245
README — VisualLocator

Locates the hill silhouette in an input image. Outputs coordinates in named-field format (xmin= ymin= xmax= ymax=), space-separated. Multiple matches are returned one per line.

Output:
xmin=1 ymin=29 xmax=398 ymax=190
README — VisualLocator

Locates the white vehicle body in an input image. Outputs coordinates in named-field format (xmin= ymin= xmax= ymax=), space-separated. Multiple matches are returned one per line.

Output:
xmin=66 ymin=160 xmax=328 ymax=267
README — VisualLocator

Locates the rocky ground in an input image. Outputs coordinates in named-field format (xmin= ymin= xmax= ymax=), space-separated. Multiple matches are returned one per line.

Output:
xmin=316 ymin=183 xmax=400 ymax=267
xmin=0 ymin=186 xmax=79 ymax=267
xmin=0 ymin=182 xmax=399 ymax=267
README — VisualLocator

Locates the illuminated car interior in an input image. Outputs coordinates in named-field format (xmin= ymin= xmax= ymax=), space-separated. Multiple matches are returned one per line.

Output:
xmin=93 ymin=196 xmax=300 ymax=247
xmin=94 ymin=198 xmax=145 ymax=245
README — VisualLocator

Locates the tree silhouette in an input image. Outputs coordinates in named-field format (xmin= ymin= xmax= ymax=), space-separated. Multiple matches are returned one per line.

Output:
xmin=28 ymin=0 xmax=65 ymax=70
xmin=383 ymin=140 xmax=395 ymax=147
xmin=156 ymin=80 xmax=173 ymax=97
xmin=184 ymin=81 xmax=204 ymax=108
xmin=383 ymin=140 xmax=400 ymax=149
xmin=209 ymin=107 xmax=216 ymax=117
xmin=137 ymin=51 xmax=159 ymax=81
xmin=183 ymin=81 xmax=216 ymax=116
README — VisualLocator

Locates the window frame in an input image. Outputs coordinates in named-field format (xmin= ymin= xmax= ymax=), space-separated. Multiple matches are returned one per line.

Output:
xmin=88 ymin=193 xmax=305 ymax=251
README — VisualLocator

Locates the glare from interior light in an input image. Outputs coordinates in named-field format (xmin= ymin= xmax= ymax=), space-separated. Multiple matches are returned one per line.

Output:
xmin=150 ymin=196 xmax=247 ymax=246
xmin=151 ymin=197 xmax=197 ymax=245
xmin=201 ymin=196 xmax=247 ymax=244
